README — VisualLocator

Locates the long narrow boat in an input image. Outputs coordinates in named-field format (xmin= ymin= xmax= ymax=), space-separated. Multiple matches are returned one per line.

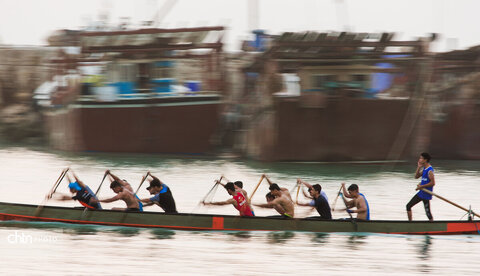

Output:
xmin=0 ymin=202 xmax=479 ymax=235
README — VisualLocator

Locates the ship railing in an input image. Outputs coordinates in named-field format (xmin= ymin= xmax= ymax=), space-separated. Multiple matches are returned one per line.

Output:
xmin=76 ymin=90 xmax=222 ymax=102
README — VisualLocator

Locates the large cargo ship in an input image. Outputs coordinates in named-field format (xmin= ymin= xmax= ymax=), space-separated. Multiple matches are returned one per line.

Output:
xmin=37 ymin=26 xmax=225 ymax=154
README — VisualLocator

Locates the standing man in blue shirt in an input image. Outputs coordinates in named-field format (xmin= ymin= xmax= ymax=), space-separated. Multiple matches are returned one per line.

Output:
xmin=407 ymin=152 xmax=435 ymax=221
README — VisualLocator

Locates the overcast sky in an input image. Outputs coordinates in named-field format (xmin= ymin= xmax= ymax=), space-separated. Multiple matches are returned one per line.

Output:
xmin=0 ymin=0 xmax=478 ymax=52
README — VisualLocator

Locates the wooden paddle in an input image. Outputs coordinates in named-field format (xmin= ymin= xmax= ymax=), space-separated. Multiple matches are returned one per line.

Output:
xmin=50 ymin=168 xmax=69 ymax=196
xmin=340 ymin=190 xmax=354 ymax=219
xmin=331 ymin=185 xmax=343 ymax=211
xmin=133 ymin=172 xmax=151 ymax=196
xmin=421 ymin=188 xmax=480 ymax=218
xmin=199 ymin=175 xmax=225 ymax=206
xmin=295 ymin=182 xmax=301 ymax=204
xmin=82 ymin=171 xmax=108 ymax=215
xmin=248 ymin=174 xmax=266 ymax=203
xmin=93 ymin=171 xmax=109 ymax=197
xmin=35 ymin=168 xmax=69 ymax=217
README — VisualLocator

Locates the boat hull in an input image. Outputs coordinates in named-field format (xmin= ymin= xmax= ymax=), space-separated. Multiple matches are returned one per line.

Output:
xmin=0 ymin=202 xmax=478 ymax=235
xmin=45 ymin=95 xmax=221 ymax=154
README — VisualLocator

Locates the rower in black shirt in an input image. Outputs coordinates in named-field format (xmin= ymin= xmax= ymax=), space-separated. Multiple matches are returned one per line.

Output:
xmin=140 ymin=173 xmax=178 ymax=213
xmin=298 ymin=184 xmax=331 ymax=219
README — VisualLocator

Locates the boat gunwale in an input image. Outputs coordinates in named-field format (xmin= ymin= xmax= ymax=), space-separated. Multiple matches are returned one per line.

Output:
xmin=0 ymin=201 xmax=478 ymax=224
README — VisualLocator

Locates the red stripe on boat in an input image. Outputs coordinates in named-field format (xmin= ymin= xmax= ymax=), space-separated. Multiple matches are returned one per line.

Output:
xmin=447 ymin=222 xmax=480 ymax=234
xmin=212 ymin=217 xmax=224 ymax=230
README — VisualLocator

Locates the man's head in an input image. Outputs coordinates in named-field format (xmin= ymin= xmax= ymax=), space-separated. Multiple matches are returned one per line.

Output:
xmin=234 ymin=181 xmax=243 ymax=189
xmin=110 ymin=180 xmax=123 ymax=194
xmin=347 ymin=184 xmax=359 ymax=197
xmin=308 ymin=184 xmax=322 ymax=198
xmin=265 ymin=192 xmax=275 ymax=202
xmin=419 ymin=152 xmax=431 ymax=165
xmin=146 ymin=179 xmax=162 ymax=195
xmin=68 ymin=182 xmax=82 ymax=194
xmin=224 ymin=182 xmax=236 ymax=195
xmin=269 ymin=183 xmax=281 ymax=196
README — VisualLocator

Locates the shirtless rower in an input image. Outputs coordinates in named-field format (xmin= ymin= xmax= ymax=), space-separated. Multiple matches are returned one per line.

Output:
xmin=342 ymin=183 xmax=370 ymax=220
xmin=202 ymin=182 xmax=254 ymax=217
xmin=264 ymin=176 xmax=293 ymax=201
xmin=265 ymin=192 xmax=285 ymax=215
xmin=254 ymin=184 xmax=294 ymax=218
xmin=99 ymin=170 xmax=141 ymax=212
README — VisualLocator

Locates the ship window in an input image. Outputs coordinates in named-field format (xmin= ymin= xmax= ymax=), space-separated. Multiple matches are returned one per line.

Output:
xmin=350 ymin=74 xmax=370 ymax=89
xmin=311 ymin=74 xmax=337 ymax=89
xmin=151 ymin=61 xmax=174 ymax=79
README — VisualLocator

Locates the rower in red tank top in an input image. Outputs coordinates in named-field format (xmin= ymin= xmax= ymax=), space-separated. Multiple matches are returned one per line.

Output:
xmin=233 ymin=191 xmax=254 ymax=216
xmin=203 ymin=182 xmax=254 ymax=217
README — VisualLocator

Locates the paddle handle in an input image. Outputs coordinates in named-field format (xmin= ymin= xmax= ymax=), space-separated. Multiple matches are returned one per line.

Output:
xmin=94 ymin=172 xmax=108 ymax=196
xmin=249 ymin=174 xmax=265 ymax=203
xmin=340 ymin=192 xmax=353 ymax=219
xmin=331 ymin=185 xmax=343 ymax=211
xmin=295 ymin=182 xmax=301 ymax=204
xmin=200 ymin=175 xmax=225 ymax=204
xmin=134 ymin=172 xmax=150 ymax=195
xmin=36 ymin=168 xmax=69 ymax=217
xmin=49 ymin=168 xmax=69 ymax=196
xmin=421 ymin=188 xmax=480 ymax=218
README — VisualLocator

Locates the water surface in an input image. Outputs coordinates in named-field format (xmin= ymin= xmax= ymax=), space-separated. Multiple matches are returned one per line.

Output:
xmin=1 ymin=146 xmax=479 ymax=275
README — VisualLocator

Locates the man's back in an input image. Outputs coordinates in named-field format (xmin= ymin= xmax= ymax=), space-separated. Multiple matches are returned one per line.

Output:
xmin=314 ymin=195 xmax=332 ymax=219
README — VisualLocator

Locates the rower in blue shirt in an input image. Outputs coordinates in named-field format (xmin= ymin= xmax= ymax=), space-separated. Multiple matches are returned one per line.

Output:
xmin=49 ymin=171 xmax=102 ymax=210
xmin=342 ymin=183 xmax=370 ymax=220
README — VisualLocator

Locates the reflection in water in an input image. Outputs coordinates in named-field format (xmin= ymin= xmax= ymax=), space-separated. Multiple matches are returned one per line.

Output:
xmin=109 ymin=227 xmax=141 ymax=237
xmin=0 ymin=221 xmax=66 ymax=231
xmin=68 ymin=225 xmax=99 ymax=236
xmin=267 ymin=231 xmax=295 ymax=244
xmin=150 ymin=229 xmax=176 ymax=239
xmin=227 ymin=231 xmax=252 ymax=239
xmin=310 ymin=233 xmax=330 ymax=244
xmin=419 ymin=236 xmax=433 ymax=260
xmin=345 ymin=234 xmax=368 ymax=249
xmin=416 ymin=236 xmax=433 ymax=273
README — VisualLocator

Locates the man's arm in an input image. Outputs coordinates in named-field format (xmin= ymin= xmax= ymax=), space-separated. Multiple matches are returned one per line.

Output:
xmin=203 ymin=198 xmax=235 ymax=206
xmin=416 ymin=170 xmax=436 ymax=190
xmin=142 ymin=202 xmax=155 ymax=207
xmin=302 ymin=189 xmax=313 ymax=199
xmin=99 ymin=193 xmax=122 ymax=203
xmin=140 ymin=198 xmax=153 ymax=204
xmin=351 ymin=197 xmax=367 ymax=214
xmin=341 ymin=183 xmax=353 ymax=199
xmin=72 ymin=172 xmax=86 ymax=189
xmin=106 ymin=170 xmax=129 ymax=187
xmin=345 ymin=199 xmax=355 ymax=208
xmin=254 ymin=198 xmax=278 ymax=209
xmin=149 ymin=173 xmax=164 ymax=184
xmin=298 ymin=178 xmax=313 ymax=189
xmin=50 ymin=194 xmax=74 ymax=201
xmin=414 ymin=163 xmax=423 ymax=179
xmin=297 ymin=201 xmax=312 ymax=207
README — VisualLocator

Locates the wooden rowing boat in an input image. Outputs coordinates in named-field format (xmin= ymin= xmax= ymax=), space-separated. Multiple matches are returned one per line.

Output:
xmin=0 ymin=202 xmax=479 ymax=235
